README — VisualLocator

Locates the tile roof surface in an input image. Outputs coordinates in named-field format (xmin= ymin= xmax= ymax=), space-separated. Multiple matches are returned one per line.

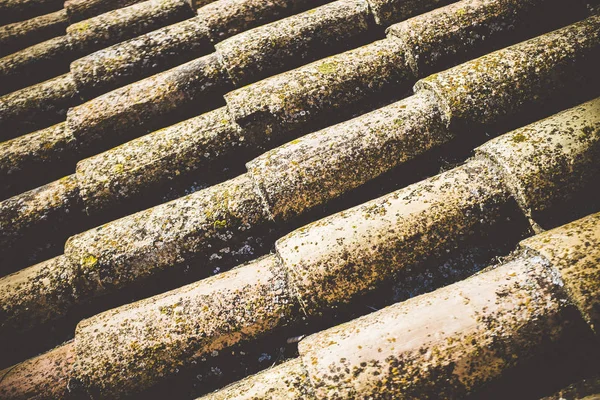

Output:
xmin=0 ymin=0 xmax=599 ymax=399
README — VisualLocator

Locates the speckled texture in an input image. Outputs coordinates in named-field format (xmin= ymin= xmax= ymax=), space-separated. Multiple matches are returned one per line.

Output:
xmin=477 ymin=97 xmax=600 ymax=218
xmin=415 ymin=15 xmax=600 ymax=129
xmin=2 ymin=15 xmax=594 ymax=205
xmin=76 ymin=107 xmax=245 ymax=213
xmin=217 ymin=0 xmax=373 ymax=86
xmin=199 ymin=358 xmax=315 ymax=400
xmin=45 ymin=7 xmax=600 ymax=213
xmin=388 ymin=0 xmax=588 ymax=77
xmin=0 ymin=0 xmax=195 ymax=98
xmin=71 ymin=255 xmax=295 ymax=399
xmin=198 ymin=0 xmax=330 ymax=43
xmin=247 ymin=91 xmax=448 ymax=221
xmin=3 ymin=100 xmax=600 ymax=397
xmin=0 ymin=122 xmax=79 ymax=199
xmin=0 ymin=73 xmax=80 ymax=141
xmin=64 ymin=174 xmax=272 ymax=296
xmin=7 ymin=2 xmax=588 ymax=177
xmin=67 ymin=52 xmax=232 ymax=152
xmin=298 ymin=254 xmax=574 ymax=399
xmin=70 ymin=0 xmax=333 ymax=96
xmin=2 ymin=12 xmax=596 ymax=256
xmin=0 ymin=9 xmax=68 ymax=58
xmin=201 ymin=216 xmax=599 ymax=400
xmin=0 ymin=35 xmax=80 ymax=98
xmin=65 ymin=0 xmax=145 ymax=22
xmin=225 ymin=37 xmax=413 ymax=143
xmin=0 ymin=0 xmax=341 ymax=137
xmin=0 ymin=341 xmax=74 ymax=400
xmin=0 ymin=175 xmax=83 ymax=273
xmin=0 ymin=255 xmax=78 ymax=337
xmin=1 ymin=2 xmax=592 ymax=220
xmin=276 ymin=159 xmax=512 ymax=315
xmin=71 ymin=16 xmax=212 ymax=96
xmin=5 ymin=92 xmax=596 ymax=359
xmin=0 ymin=4 xmax=598 ymax=400
xmin=68 ymin=0 xmax=374 ymax=152
xmin=0 ymin=0 xmax=63 ymax=26
xmin=367 ymin=0 xmax=455 ymax=27
xmin=66 ymin=0 xmax=196 ymax=55
xmin=521 ymin=212 xmax=600 ymax=336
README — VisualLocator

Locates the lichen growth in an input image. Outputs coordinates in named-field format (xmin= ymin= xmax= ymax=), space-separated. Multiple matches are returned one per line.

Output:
xmin=81 ymin=254 xmax=98 ymax=269
xmin=317 ymin=61 xmax=338 ymax=74
xmin=511 ymin=133 xmax=528 ymax=143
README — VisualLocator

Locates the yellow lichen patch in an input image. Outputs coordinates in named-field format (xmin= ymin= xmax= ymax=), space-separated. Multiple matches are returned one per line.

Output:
xmin=112 ymin=163 xmax=125 ymax=174
xmin=510 ymin=133 xmax=528 ymax=143
xmin=70 ymin=21 xmax=91 ymax=34
xmin=317 ymin=61 xmax=338 ymax=74
xmin=213 ymin=219 xmax=228 ymax=229
xmin=81 ymin=254 xmax=98 ymax=269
